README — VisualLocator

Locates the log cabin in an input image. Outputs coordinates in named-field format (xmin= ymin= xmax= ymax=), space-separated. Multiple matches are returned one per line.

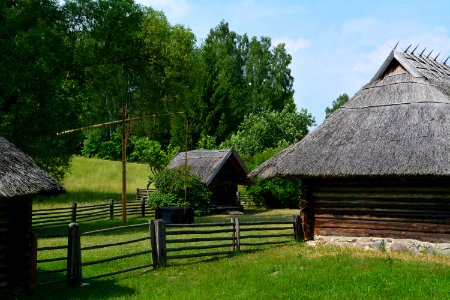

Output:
xmin=0 ymin=137 xmax=64 ymax=294
xmin=250 ymin=49 xmax=450 ymax=242
xmin=167 ymin=148 xmax=254 ymax=212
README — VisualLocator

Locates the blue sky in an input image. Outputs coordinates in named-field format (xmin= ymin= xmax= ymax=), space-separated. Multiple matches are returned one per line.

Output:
xmin=136 ymin=0 xmax=450 ymax=124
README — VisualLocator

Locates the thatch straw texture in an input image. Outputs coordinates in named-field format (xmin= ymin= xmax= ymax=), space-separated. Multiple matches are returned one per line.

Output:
xmin=0 ymin=137 xmax=65 ymax=198
xmin=251 ymin=50 xmax=450 ymax=179
xmin=167 ymin=148 xmax=253 ymax=185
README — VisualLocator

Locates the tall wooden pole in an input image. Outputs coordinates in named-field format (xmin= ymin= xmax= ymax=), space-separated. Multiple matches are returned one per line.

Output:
xmin=184 ymin=120 xmax=188 ymax=215
xmin=122 ymin=105 xmax=127 ymax=223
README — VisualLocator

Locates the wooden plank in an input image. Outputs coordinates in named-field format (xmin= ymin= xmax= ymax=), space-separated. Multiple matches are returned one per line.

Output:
xmin=315 ymin=218 xmax=450 ymax=234
xmin=315 ymin=213 xmax=450 ymax=224
xmin=315 ymin=227 xmax=450 ymax=243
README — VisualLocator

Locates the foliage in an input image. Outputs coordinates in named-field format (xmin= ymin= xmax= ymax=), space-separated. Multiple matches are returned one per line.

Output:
xmin=0 ymin=0 xmax=82 ymax=180
xmin=325 ymin=93 xmax=349 ymax=118
xmin=128 ymin=137 xmax=176 ymax=174
xmin=246 ymin=178 xmax=302 ymax=209
xmin=222 ymin=103 xmax=315 ymax=161
xmin=220 ymin=103 xmax=314 ymax=208
xmin=194 ymin=21 xmax=297 ymax=145
xmin=150 ymin=167 xmax=211 ymax=216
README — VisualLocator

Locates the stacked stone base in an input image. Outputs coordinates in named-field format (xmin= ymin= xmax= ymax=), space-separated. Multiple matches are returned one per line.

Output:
xmin=307 ymin=235 xmax=450 ymax=255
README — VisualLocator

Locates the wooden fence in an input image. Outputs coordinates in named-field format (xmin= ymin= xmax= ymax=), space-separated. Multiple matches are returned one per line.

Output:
xmin=32 ymin=200 xmax=155 ymax=228
xmin=35 ymin=216 xmax=302 ymax=286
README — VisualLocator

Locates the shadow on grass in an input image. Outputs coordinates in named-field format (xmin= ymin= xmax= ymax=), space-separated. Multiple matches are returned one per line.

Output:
xmin=33 ymin=191 xmax=138 ymax=206
xmin=23 ymin=279 xmax=136 ymax=300
xmin=34 ymin=216 xmax=152 ymax=237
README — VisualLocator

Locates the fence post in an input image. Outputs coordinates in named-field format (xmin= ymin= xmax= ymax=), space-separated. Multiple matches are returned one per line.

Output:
xmin=149 ymin=220 xmax=158 ymax=268
xmin=67 ymin=222 xmax=82 ymax=287
xmin=71 ymin=202 xmax=77 ymax=223
xmin=109 ymin=199 xmax=114 ymax=220
xmin=155 ymin=219 xmax=167 ymax=266
xmin=293 ymin=214 xmax=303 ymax=241
xmin=30 ymin=230 xmax=37 ymax=290
xmin=141 ymin=199 xmax=146 ymax=218
xmin=234 ymin=218 xmax=240 ymax=252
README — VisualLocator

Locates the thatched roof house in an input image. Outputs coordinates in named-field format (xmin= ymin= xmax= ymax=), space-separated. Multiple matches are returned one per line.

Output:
xmin=168 ymin=148 xmax=253 ymax=210
xmin=251 ymin=49 xmax=450 ymax=242
xmin=0 ymin=137 xmax=64 ymax=292
xmin=0 ymin=137 xmax=65 ymax=198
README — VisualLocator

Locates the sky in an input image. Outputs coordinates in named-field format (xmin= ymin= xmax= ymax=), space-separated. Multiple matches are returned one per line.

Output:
xmin=135 ymin=0 xmax=450 ymax=125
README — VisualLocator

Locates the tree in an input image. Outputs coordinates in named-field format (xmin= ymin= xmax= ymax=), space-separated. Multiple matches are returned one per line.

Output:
xmin=196 ymin=21 xmax=296 ymax=145
xmin=325 ymin=93 xmax=349 ymax=118
xmin=0 ymin=0 xmax=82 ymax=180
xmin=222 ymin=103 xmax=315 ymax=169
xmin=221 ymin=103 xmax=315 ymax=208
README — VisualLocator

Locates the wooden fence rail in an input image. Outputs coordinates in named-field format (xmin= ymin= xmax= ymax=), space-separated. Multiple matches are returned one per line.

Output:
xmin=32 ymin=200 xmax=155 ymax=228
xmin=36 ymin=215 xmax=302 ymax=287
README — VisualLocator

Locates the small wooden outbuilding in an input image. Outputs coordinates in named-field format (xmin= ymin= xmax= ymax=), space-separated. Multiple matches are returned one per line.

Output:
xmin=251 ymin=49 xmax=450 ymax=242
xmin=167 ymin=148 xmax=254 ymax=211
xmin=0 ymin=137 xmax=64 ymax=292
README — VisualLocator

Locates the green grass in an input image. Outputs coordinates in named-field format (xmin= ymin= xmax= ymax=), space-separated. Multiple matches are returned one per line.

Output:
xmin=27 ymin=157 xmax=450 ymax=300
xmin=33 ymin=156 xmax=151 ymax=207
xmin=26 ymin=243 xmax=450 ymax=300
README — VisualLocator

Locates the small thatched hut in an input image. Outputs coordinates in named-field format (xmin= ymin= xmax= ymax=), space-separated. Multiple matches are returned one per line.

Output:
xmin=167 ymin=148 xmax=254 ymax=211
xmin=0 ymin=137 xmax=64 ymax=292
xmin=251 ymin=49 xmax=450 ymax=242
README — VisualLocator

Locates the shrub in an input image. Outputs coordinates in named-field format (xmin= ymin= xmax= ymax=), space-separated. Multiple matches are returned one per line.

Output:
xmin=246 ymin=178 xmax=301 ymax=209
xmin=149 ymin=167 xmax=211 ymax=216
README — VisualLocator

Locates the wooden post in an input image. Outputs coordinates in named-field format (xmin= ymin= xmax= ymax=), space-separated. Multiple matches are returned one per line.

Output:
xmin=231 ymin=218 xmax=236 ymax=251
xmin=155 ymin=219 xmax=167 ymax=266
xmin=149 ymin=220 xmax=158 ymax=268
xmin=29 ymin=230 xmax=37 ymax=290
xmin=122 ymin=105 xmax=127 ymax=224
xmin=71 ymin=202 xmax=77 ymax=223
xmin=234 ymin=218 xmax=240 ymax=252
xmin=293 ymin=215 xmax=303 ymax=242
xmin=109 ymin=199 xmax=114 ymax=220
xmin=141 ymin=198 xmax=146 ymax=217
xmin=67 ymin=222 xmax=82 ymax=287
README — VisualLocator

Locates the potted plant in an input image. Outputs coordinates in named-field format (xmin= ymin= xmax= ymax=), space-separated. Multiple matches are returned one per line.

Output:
xmin=148 ymin=167 xmax=211 ymax=223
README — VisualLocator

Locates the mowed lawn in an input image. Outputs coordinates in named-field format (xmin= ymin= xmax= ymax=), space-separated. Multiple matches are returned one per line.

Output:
xmin=33 ymin=156 xmax=151 ymax=208
xmin=28 ymin=157 xmax=450 ymax=299
xmin=26 ymin=243 xmax=450 ymax=300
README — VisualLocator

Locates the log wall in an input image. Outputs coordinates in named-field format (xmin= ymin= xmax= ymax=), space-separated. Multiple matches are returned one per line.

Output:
xmin=0 ymin=197 xmax=33 ymax=293
xmin=304 ymin=178 xmax=450 ymax=242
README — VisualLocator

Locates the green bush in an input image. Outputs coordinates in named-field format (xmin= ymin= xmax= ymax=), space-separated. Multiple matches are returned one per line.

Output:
xmin=246 ymin=178 xmax=301 ymax=209
xmin=149 ymin=167 xmax=211 ymax=216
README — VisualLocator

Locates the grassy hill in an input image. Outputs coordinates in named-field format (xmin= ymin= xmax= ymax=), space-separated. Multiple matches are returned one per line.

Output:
xmin=33 ymin=156 xmax=151 ymax=207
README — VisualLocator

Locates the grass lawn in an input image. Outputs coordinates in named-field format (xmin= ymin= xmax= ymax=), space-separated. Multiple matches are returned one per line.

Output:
xmin=25 ymin=243 xmax=450 ymax=300
xmin=27 ymin=157 xmax=450 ymax=300
xmin=33 ymin=156 xmax=151 ymax=208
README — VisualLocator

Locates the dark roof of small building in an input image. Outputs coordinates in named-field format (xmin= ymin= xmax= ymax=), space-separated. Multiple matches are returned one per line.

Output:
xmin=251 ymin=49 xmax=450 ymax=179
xmin=0 ymin=137 xmax=65 ymax=198
xmin=167 ymin=148 xmax=254 ymax=186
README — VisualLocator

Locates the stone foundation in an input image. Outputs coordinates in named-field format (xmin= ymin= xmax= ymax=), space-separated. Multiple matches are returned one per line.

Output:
xmin=307 ymin=235 xmax=450 ymax=255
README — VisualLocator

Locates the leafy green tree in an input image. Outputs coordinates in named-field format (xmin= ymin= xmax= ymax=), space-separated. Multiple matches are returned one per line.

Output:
xmin=221 ymin=103 xmax=315 ymax=208
xmin=222 ymin=103 xmax=315 ymax=165
xmin=128 ymin=137 xmax=176 ymax=174
xmin=196 ymin=21 xmax=296 ymax=145
xmin=0 ymin=0 xmax=82 ymax=180
xmin=325 ymin=93 xmax=349 ymax=118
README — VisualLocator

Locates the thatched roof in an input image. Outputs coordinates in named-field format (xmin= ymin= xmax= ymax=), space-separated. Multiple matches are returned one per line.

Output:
xmin=0 ymin=137 xmax=65 ymax=198
xmin=251 ymin=49 xmax=450 ymax=179
xmin=167 ymin=148 xmax=254 ymax=185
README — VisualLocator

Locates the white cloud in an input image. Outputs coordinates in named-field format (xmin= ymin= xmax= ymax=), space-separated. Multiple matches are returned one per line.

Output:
xmin=137 ymin=0 xmax=191 ymax=21
xmin=273 ymin=37 xmax=310 ymax=53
